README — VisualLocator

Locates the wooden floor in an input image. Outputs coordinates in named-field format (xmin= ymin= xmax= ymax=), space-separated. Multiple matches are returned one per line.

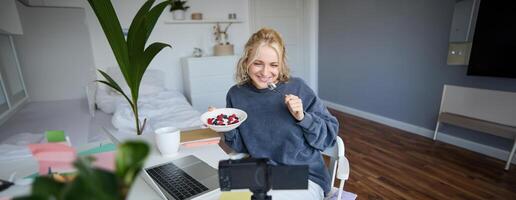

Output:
xmin=329 ymin=109 xmax=516 ymax=200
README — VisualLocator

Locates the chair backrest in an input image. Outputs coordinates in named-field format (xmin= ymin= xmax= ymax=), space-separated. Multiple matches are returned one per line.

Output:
xmin=322 ymin=136 xmax=345 ymax=185
xmin=440 ymin=85 xmax=516 ymax=127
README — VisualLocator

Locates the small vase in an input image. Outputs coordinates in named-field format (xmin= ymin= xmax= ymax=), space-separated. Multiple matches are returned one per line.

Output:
xmin=172 ymin=10 xmax=185 ymax=20
xmin=214 ymin=44 xmax=234 ymax=56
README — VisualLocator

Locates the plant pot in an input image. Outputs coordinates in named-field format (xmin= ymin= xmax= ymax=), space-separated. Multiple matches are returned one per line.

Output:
xmin=214 ymin=44 xmax=234 ymax=56
xmin=172 ymin=10 xmax=185 ymax=20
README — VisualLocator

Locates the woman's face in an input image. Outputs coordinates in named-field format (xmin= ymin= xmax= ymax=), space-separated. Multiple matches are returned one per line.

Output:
xmin=248 ymin=45 xmax=280 ymax=89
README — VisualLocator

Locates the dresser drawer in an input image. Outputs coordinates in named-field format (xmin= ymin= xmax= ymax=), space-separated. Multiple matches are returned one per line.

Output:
xmin=190 ymin=91 xmax=228 ymax=112
xmin=183 ymin=56 xmax=238 ymax=79
xmin=188 ymin=75 xmax=235 ymax=96
xmin=182 ymin=56 xmax=239 ymax=112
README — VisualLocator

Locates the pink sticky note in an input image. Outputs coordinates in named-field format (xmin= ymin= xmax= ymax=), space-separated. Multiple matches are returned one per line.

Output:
xmin=92 ymin=151 xmax=116 ymax=171
xmin=28 ymin=143 xmax=76 ymax=175
xmin=28 ymin=143 xmax=74 ymax=154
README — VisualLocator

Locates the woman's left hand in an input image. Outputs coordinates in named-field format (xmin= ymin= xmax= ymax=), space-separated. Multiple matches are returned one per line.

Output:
xmin=285 ymin=94 xmax=304 ymax=121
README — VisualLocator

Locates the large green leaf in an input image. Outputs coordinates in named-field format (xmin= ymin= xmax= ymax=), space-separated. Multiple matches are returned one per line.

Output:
xmin=87 ymin=0 xmax=130 ymax=84
xmin=89 ymin=0 xmax=171 ymax=135
xmin=126 ymin=0 xmax=171 ymax=101
xmin=127 ymin=0 xmax=154 ymax=57
xmin=142 ymin=1 xmax=171 ymax=47
xmin=137 ymin=42 xmax=171 ymax=84
xmin=126 ymin=0 xmax=155 ymax=94
xmin=136 ymin=1 xmax=171 ymax=84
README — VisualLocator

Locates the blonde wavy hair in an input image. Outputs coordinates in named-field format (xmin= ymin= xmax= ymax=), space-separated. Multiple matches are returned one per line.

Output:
xmin=235 ymin=28 xmax=290 ymax=85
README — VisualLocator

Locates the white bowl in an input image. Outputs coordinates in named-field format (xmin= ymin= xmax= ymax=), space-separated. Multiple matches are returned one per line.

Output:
xmin=200 ymin=108 xmax=247 ymax=132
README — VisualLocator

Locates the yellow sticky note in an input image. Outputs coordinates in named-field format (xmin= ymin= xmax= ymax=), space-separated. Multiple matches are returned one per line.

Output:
xmin=219 ymin=191 xmax=252 ymax=200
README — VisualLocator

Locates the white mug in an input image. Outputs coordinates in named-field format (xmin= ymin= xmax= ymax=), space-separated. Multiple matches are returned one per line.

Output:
xmin=154 ymin=126 xmax=180 ymax=156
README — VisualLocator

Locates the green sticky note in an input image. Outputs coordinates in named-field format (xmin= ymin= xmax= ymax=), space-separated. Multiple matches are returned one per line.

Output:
xmin=46 ymin=130 xmax=66 ymax=143
xmin=78 ymin=143 xmax=116 ymax=156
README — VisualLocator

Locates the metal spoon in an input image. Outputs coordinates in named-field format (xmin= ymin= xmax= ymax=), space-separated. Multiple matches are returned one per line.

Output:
xmin=267 ymin=82 xmax=282 ymax=95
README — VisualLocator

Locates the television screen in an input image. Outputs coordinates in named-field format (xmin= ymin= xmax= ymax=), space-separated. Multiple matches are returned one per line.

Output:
xmin=467 ymin=0 xmax=516 ymax=78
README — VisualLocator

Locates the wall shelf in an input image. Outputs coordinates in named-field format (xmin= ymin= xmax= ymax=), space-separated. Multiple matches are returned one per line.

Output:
xmin=164 ymin=19 xmax=244 ymax=24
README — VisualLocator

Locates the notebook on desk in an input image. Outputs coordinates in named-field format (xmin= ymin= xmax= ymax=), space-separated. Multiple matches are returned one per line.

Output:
xmin=180 ymin=128 xmax=221 ymax=148
xmin=102 ymin=128 xmax=220 ymax=200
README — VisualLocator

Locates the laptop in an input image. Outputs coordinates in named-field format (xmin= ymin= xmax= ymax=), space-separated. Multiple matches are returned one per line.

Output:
xmin=102 ymin=128 xmax=219 ymax=200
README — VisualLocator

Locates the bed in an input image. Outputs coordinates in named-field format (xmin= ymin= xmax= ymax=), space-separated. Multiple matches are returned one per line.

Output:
xmin=92 ymin=67 xmax=204 ymax=134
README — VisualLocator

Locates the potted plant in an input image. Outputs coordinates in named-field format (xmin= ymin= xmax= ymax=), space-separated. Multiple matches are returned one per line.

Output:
xmin=88 ymin=0 xmax=171 ymax=135
xmin=14 ymin=141 xmax=150 ymax=200
xmin=169 ymin=0 xmax=189 ymax=20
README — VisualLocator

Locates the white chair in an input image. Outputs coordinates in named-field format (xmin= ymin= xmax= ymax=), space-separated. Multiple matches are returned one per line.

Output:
xmin=228 ymin=136 xmax=350 ymax=199
xmin=322 ymin=136 xmax=349 ymax=200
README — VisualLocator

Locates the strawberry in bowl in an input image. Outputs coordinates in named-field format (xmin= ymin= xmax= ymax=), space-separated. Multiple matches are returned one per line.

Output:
xmin=201 ymin=108 xmax=247 ymax=132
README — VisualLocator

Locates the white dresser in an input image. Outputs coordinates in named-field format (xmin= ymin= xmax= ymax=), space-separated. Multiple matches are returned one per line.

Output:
xmin=182 ymin=56 xmax=238 ymax=112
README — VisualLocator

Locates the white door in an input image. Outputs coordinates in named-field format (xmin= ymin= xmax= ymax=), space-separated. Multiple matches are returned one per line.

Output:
xmin=250 ymin=0 xmax=312 ymax=87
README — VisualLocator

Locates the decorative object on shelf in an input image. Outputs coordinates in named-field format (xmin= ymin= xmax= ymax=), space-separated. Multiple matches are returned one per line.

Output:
xmin=213 ymin=22 xmax=234 ymax=56
xmin=88 ymin=0 xmax=171 ymax=135
xmin=193 ymin=48 xmax=203 ymax=57
xmin=191 ymin=12 xmax=202 ymax=20
xmin=214 ymin=44 xmax=234 ymax=56
xmin=228 ymin=13 xmax=237 ymax=20
xmin=169 ymin=0 xmax=189 ymax=20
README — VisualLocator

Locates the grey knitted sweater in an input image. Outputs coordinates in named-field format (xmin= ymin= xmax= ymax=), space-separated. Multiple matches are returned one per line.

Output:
xmin=223 ymin=77 xmax=339 ymax=194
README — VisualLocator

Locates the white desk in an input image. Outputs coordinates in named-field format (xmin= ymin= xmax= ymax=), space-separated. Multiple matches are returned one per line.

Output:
xmin=125 ymin=133 xmax=229 ymax=200
xmin=0 ymin=132 xmax=229 ymax=200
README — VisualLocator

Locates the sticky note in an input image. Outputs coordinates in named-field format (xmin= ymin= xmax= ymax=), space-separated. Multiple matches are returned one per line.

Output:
xmin=46 ymin=130 xmax=66 ymax=143
xmin=219 ymin=191 xmax=252 ymax=200
xmin=92 ymin=151 xmax=115 ymax=171
xmin=28 ymin=143 xmax=76 ymax=175
xmin=78 ymin=143 xmax=116 ymax=156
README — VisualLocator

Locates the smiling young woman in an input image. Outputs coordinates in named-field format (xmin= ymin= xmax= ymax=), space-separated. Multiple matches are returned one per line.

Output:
xmin=219 ymin=28 xmax=340 ymax=200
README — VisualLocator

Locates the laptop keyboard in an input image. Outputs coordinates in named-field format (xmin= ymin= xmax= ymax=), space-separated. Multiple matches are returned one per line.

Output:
xmin=146 ymin=162 xmax=209 ymax=200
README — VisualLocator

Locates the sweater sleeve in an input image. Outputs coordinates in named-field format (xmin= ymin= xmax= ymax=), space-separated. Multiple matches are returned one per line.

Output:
xmin=296 ymin=85 xmax=339 ymax=151
xmin=223 ymin=91 xmax=249 ymax=153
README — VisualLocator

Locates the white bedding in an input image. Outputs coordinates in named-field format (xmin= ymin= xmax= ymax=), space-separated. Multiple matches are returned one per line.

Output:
xmin=111 ymin=90 xmax=203 ymax=132
xmin=94 ymin=68 xmax=204 ymax=133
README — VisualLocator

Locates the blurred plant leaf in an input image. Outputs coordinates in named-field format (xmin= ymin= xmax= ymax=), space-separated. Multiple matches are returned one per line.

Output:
xmin=87 ymin=0 xmax=129 ymax=81
xmin=60 ymin=157 xmax=119 ymax=200
xmin=115 ymin=141 xmax=150 ymax=190
xmin=13 ymin=176 xmax=65 ymax=200
xmin=14 ymin=141 xmax=150 ymax=200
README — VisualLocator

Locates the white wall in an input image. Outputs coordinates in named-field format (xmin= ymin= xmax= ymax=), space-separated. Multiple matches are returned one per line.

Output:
xmin=13 ymin=2 xmax=96 ymax=102
xmin=0 ymin=0 xmax=23 ymax=35
xmin=81 ymin=0 xmax=251 ymax=93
